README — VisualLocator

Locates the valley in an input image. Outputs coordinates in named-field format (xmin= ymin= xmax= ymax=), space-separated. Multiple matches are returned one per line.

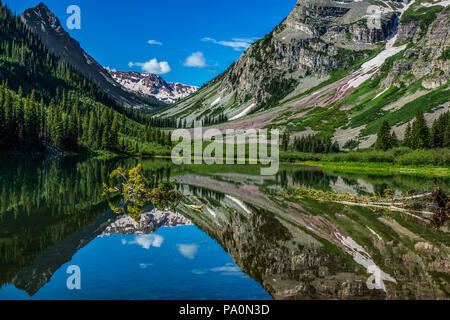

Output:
xmin=0 ymin=0 xmax=448 ymax=302
xmin=157 ymin=0 xmax=449 ymax=154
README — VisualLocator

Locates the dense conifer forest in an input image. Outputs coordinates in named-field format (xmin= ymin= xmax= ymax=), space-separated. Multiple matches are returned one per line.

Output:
xmin=0 ymin=1 xmax=170 ymax=154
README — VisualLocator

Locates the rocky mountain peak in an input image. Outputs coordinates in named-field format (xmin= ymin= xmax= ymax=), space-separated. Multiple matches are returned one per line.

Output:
xmin=107 ymin=69 xmax=199 ymax=104
xmin=20 ymin=3 xmax=162 ymax=110
xmin=213 ymin=0 xmax=399 ymax=105
xmin=22 ymin=2 xmax=64 ymax=35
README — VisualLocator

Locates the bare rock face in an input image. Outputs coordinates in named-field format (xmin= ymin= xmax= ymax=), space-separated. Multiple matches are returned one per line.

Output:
xmin=215 ymin=0 xmax=399 ymax=105
xmin=103 ymin=209 xmax=193 ymax=235
xmin=384 ymin=3 xmax=450 ymax=88
xmin=161 ymin=0 xmax=404 ymax=123
xmin=107 ymin=70 xmax=199 ymax=104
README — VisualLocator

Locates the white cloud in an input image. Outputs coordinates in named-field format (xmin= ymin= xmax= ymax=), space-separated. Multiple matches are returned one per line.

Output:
xmin=191 ymin=269 xmax=206 ymax=275
xmin=148 ymin=40 xmax=163 ymax=45
xmin=128 ymin=58 xmax=171 ymax=74
xmin=177 ymin=243 xmax=200 ymax=259
xmin=211 ymin=265 xmax=241 ymax=273
xmin=211 ymin=263 xmax=244 ymax=277
xmin=122 ymin=234 xmax=164 ymax=250
xmin=190 ymin=263 xmax=243 ymax=277
xmin=202 ymin=37 xmax=255 ymax=51
xmin=183 ymin=52 xmax=207 ymax=68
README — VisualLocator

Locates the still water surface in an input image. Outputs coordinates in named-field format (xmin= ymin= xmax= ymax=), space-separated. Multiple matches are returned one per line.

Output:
xmin=0 ymin=156 xmax=448 ymax=299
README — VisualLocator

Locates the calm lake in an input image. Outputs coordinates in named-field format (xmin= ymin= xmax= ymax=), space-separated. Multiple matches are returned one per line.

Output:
xmin=0 ymin=155 xmax=448 ymax=300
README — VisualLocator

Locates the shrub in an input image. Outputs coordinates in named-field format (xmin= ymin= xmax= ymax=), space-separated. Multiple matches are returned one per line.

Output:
xmin=395 ymin=149 xmax=450 ymax=166
xmin=281 ymin=151 xmax=322 ymax=162
xmin=321 ymin=147 xmax=450 ymax=166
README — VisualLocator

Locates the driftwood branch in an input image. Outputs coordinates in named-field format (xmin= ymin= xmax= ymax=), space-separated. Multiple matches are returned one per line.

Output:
xmin=392 ymin=193 xmax=432 ymax=202
xmin=336 ymin=201 xmax=433 ymax=223
xmin=294 ymin=186 xmax=449 ymax=229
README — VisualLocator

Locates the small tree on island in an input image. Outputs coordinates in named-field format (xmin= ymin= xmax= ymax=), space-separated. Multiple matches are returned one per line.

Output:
xmin=102 ymin=164 xmax=183 ymax=222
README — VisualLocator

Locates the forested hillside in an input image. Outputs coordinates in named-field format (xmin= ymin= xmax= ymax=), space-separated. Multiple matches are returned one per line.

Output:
xmin=0 ymin=1 xmax=170 ymax=154
xmin=19 ymin=3 xmax=163 ymax=111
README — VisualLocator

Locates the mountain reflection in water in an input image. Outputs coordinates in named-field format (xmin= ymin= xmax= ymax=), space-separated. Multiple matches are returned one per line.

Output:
xmin=0 ymin=156 xmax=448 ymax=300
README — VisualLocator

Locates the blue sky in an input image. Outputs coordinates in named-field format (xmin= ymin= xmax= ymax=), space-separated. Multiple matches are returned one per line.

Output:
xmin=6 ymin=0 xmax=297 ymax=86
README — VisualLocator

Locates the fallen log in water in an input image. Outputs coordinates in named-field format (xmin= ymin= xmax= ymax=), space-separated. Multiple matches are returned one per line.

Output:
xmin=293 ymin=186 xmax=449 ymax=229
xmin=336 ymin=201 xmax=433 ymax=223
xmin=392 ymin=193 xmax=432 ymax=202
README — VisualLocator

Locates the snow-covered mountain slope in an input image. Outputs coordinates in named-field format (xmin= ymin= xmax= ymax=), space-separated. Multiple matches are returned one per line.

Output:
xmin=107 ymin=70 xmax=198 ymax=104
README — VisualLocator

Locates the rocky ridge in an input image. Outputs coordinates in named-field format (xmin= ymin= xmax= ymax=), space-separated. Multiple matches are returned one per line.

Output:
xmin=103 ymin=209 xmax=193 ymax=235
xmin=159 ymin=0 xmax=403 ymax=122
xmin=107 ymin=69 xmax=198 ymax=104
xmin=19 ymin=3 xmax=163 ymax=110
xmin=158 ymin=0 xmax=449 ymax=149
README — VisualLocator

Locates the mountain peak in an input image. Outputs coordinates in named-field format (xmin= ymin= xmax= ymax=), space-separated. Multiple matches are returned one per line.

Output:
xmin=19 ymin=3 xmax=162 ymax=110
xmin=36 ymin=2 xmax=50 ymax=10
xmin=107 ymin=69 xmax=199 ymax=104
xmin=22 ymin=2 xmax=63 ymax=34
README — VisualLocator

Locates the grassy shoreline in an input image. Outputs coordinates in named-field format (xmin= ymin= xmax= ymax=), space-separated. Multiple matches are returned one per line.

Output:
xmin=135 ymin=154 xmax=450 ymax=178
xmin=92 ymin=150 xmax=450 ymax=178
xmin=5 ymin=146 xmax=449 ymax=178
xmin=296 ymin=161 xmax=450 ymax=177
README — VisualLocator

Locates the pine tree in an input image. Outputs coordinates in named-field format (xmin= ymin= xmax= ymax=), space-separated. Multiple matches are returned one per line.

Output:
xmin=119 ymin=138 xmax=125 ymax=153
xmin=332 ymin=141 xmax=340 ymax=153
xmin=51 ymin=105 xmax=64 ymax=149
xmin=96 ymin=123 xmax=103 ymax=150
xmin=404 ymin=122 xmax=412 ymax=148
xmin=3 ymin=90 xmax=13 ymax=147
xmin=164 ymin=132 xmax=171 ymax=146
xmin=88 ymin=112 xmax=97 ymax=148
xmin=66 ymin=112 xmax=79 ymax=150
xmin=0 ymin=82 xmax=6 ymax=145
xmin=391 ymin=131 xmax=399 ymax=148
xmin=281 ymin=132 xmax=290 ymax=151
xmin=81 ymin=113 xmax=89 ymax=143
xmin=445 ymin=117 xmax=450 ymax=148
xmin=23 ymin=91 xmax=37 ymax=150
xmin=15 ymin=87 xmax=24 ymax=145
xmin=411 ymin=112 xmax=430 ymax=149
xmin=101 ymin=128 xmax=109 ymax=151
xmin=144 ymin=124 xmax=150 ymax=142
xmin=110 ymin=114 xmax=120 ymax=151
xmin=375 ymin=120 xmax=393 ymax=151
xmin=431 ymin=112 xmax=448 ymax=148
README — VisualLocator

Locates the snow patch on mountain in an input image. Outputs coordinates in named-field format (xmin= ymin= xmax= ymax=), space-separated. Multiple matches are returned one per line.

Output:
xmin=107 ymin=69 xmax=199 ymax=104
